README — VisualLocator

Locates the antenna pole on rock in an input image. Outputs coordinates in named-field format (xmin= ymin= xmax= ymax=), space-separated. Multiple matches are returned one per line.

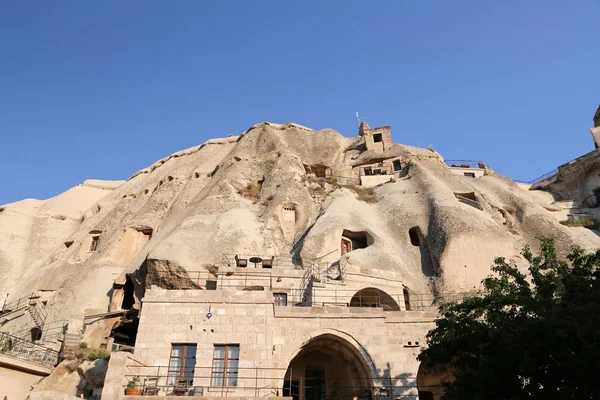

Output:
xmin=356 ymin=112 xmax=367 ymax=127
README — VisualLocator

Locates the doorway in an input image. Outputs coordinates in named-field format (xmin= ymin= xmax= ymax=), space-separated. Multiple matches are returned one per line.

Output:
xmin=305 ymin=370 xmax=326 ymax=400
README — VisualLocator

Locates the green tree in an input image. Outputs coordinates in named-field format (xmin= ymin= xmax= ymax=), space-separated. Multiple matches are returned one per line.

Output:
xmin=418 ymin=238 xmax=600 ymax=399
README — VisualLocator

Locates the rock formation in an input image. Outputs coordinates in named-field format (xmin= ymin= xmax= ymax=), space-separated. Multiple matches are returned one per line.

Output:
xmin=1 ymin=121 xmax=599 ymax=398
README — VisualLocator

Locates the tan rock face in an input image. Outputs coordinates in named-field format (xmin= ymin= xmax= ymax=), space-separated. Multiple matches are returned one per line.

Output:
xmin=1 ymin=121 xmax=599 ymax=337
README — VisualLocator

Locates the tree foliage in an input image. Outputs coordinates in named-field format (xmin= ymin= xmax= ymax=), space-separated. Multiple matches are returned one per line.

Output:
xmin=418 ymin=238 xmax=600 ymax=399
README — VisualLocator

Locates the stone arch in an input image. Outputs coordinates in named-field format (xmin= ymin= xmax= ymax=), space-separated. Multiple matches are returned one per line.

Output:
xmin=416 ymin=363 xmax=453 ymax=400
xmin=282 ymin=331 xmax=376 ymax=400
xmin=349 ymin=287 xmax=401 ymax=311
xmin=577 ymin=163 xmax=600 ymax=201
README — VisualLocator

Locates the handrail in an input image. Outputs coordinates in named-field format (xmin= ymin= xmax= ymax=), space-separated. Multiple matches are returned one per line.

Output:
xmin=445 ymin=160 xmax=486 ymax=169
xmin=122 ymin=365 xmax=440 ymax=398
xmin=528 ymin=169 xmax=559 ymax=185
xmin=280 ymin=288 xmax=478 ymax=310
xmin=0 ymin=331 xmax=59 ymax=368
xmin=1 ymin=292 xmax=36 ymax=314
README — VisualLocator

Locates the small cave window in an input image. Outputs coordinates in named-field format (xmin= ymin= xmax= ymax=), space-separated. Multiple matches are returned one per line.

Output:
xmin=393 ymin=160 xmax=402 ymax=171
xmin=409 ymin=227 xmax=421 ymax=247
xmin=373 ymin=133 xmax=383 ymax=143
xmin=454 ymin=192 xmax=482 ymax=210
xmin=89 ymin=236 xmax=100 ymax=252
xmin=403 ymin=288 xmax=411 ymax=311
xmin=341 ymin=230 xmax=370 ymax=254
xmin=30 ymin=327 xmax=42 ymax=342
xmin=274 ymin=293 xmax=288 ymax=306
xmin=206 ymin=280 xmax=217 ymax=290
xmin=464 ymin=172 xmax=476 ymax=178
xmin=64 ymin=240 xmax=74 ymax=249
xmin=364 ymin=167 xmax=373 ymax=176
xmin=140 ymin=228 xmax=153 ymax=241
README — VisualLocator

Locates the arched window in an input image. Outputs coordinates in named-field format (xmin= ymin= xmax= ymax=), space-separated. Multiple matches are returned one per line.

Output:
xmin=349 ymin=288 xmax=400 ymax=311
xmin=409 ymin=227 xmax=421 ymax=246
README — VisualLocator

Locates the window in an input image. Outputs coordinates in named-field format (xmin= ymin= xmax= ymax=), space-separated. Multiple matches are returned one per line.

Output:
xmin=408 ymin=227 xmax=421 ymax=247
xmin=464 ymin=172 xmax=476 ymax=178
xmin=364 ymin=167 xmax=373 ymax=176
xmin=206 ymin=280 xmax=217 ymax=290
xmin=168 ymin=344 xmax=197 ymax=385
xmin=373 ymin=133 xmax=383 ymax=143
xmin=212 ymin=345 xmax=239 ymax=386
xmin=393 ymin=160 xmax=402 ymax=171
xmin=89 ymin=236 xmax=100 ymax=252
xmin=418 ymin=391 xmax=434 ymax=400
xmin=341 ymin=238 xmax=352 ymax=255
xmin=274 ymin=293 xmax=287 ymax=306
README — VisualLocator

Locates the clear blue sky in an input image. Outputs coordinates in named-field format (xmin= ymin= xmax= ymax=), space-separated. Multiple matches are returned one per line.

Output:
xmin=1 ymin=1 xmax=599 ymax=205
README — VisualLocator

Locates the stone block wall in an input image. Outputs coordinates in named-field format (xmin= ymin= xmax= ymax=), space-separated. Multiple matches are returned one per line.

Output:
xmin=127 ymin=287 xmax=437 ymax=398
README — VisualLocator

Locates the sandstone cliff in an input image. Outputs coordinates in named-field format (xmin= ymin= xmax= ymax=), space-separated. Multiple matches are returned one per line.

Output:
xmin=1 ymin=121 xmax=599 ymax=345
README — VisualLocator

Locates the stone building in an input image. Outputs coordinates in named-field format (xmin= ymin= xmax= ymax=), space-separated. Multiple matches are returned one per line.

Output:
xmin=359 ymin=122 xmax=393 ymax=152
xmin=532 ymin=105 xmax=600 ymax=210
xmin=102 ymin=254 xmax=447 ymax=400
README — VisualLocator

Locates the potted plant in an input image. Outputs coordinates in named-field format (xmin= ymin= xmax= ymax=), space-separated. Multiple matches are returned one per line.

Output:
xmin=125 ymin=376 xmax=142 ymax=395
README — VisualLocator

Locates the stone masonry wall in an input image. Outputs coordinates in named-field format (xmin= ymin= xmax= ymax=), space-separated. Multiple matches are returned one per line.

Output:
xmin=128 ymin=288 xmax=436 ymax=399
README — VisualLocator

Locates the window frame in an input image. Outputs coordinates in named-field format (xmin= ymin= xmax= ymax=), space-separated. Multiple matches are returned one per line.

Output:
xmin=393 ymin=160 xmax=402 ymax=171
xmin=168 ymin=343 xmax=197 ymax=386
xmin=211 ymin=344 xmax=240 ymax=387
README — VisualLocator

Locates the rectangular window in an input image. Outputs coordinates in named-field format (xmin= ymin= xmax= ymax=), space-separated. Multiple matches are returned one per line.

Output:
xmin=464 ymin=173 xmax=476 ymax=178
xmin=274 ymin=293 xmax=288 ymax=306
xmin=373 ymin=133 xmax=383 ymax=143
xmin=364 ymin=167 xmax=372 ymax=176
xmin=206 ymin=280 xmax=217 ymax=290
xmin=393 ymin=160 xmax=402 ymax=171
xmin=168 ymin=344 xmax=197 ymax=386
xmin=212 ymin=345 xmax=239 ymax=386
xmin=89 ymin=236 xmax=100 ymax=252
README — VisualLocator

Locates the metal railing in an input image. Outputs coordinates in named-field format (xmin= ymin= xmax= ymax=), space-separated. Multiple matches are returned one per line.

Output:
xmin=445 ymin=160 xmax=485 ymax=169
xmin=221 ymin=254 xmax=303 ymax=270
xmin=123 ymin=366 xmax=441 ymax=398
xmin=528 ymin=169 xmax=559 ymax=185
xmin=455 ymin=195 xmax=483 ymax=210
xmin=1 ymin=293 xmax=36 ymax=315
xmin=279 ymin=289 xmax=475 ymax=311
xmin=150 ymin=269 xmax=275 ymax=291
xmin=124 ymin=366 xmax=289 ymax=397
xmin=0 ymin=331 xmax=59 ymax=368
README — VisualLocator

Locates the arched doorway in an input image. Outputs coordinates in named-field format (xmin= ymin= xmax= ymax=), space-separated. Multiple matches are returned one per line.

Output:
xmin=349 ymin=288 xmax=400 ymax=311
xmin=284 ymin=334 xmax=373 ymax=400
xmin=416 ymin=363 xmax=453 ymax=400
